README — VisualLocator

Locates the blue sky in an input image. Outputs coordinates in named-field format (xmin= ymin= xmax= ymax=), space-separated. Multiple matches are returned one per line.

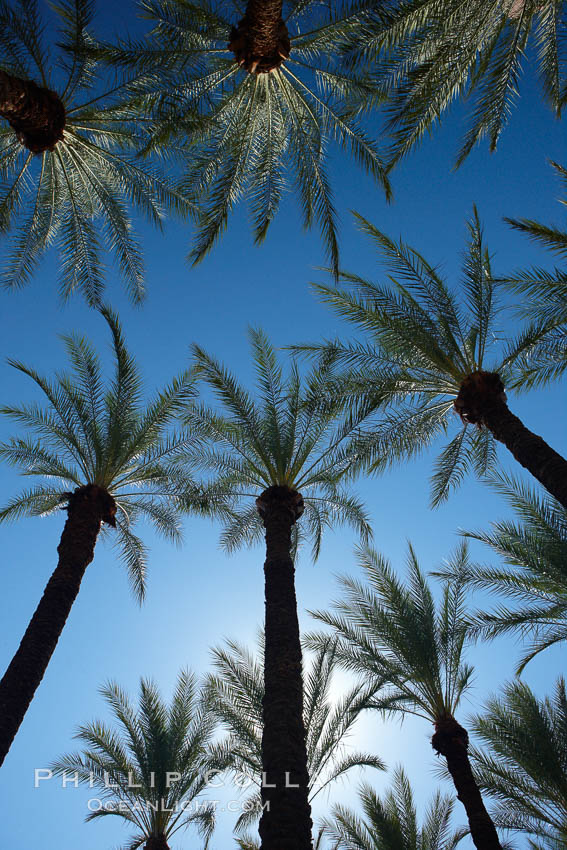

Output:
xmin=0 ymin=1 xmax=566 ymax=848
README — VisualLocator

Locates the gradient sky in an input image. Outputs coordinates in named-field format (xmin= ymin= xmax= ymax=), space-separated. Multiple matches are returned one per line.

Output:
xmin=0 ymin=2 xmax=566 ymax=848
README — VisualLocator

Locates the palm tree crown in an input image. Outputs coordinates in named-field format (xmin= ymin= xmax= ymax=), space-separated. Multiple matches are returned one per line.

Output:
xmin=471 ymin=678 xmax=567 ymax=849
xmin=0 ymin=306 xmax=199 ymax=599
xmin=294 ymin=208 xmax=567 ymax=508
xmin=309 ymin=543 xmax=475 ymax=726
xmin=0 ymin=0 xmax=192 ymax=304
xmin=186 ymin=327 xmax=372 ymax=559
xmin=104 ymin=0 xmax=390 ymax=275
xmin=320 ymin=766 xmax=464 ymax=850
xmin=356 ymin=0 xmax=566 ymax=166
xmin=205 ymin=633 xmax=384 ymax=840
xmin=51 ymin=671 xmax=229 ymax=850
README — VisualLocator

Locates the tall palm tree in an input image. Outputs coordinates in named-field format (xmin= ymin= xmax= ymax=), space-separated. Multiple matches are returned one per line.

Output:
xmin=436 ymin=470 xmax=567 ymax=674
xmin=0 ymin=0 xmax=192 ymax=304
xmin=320 ymin=766 xmax=465 ymax=850
xmin=309 ymin=543 xmax=503 ymax=850
xmin=0 ymin=307 xmax=206 ymax=767
xmin=293 ymin=208 xmax=567 ymax=510
xmin=354 ymin=0 xmax=566 ymax=166
xmin=470 ymin=678 xmax=567 ymax=848
xmin=205 ymin=634 xmax=384 ymax=843
xmin=183 ymin=328 xmax=372 ymax=850
xmin=51 ymin=670 xmax=229 ymax=850
xmin=99 ymin=0 xmax=390 ymax=276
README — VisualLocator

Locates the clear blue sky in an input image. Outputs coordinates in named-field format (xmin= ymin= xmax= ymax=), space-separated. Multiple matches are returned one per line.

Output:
xmin=0 ymin=2 xmax=565 ymax=848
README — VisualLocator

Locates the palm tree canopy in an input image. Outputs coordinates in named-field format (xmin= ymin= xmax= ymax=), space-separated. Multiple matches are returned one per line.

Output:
xmin=99 ymin=0 xmax=391 ymax=276
xmin=320 ymin=766 xmax=465 ymax=850
xmin=436 ymin=470 xmax=567 ymax=675
xmin=0 ymin=0 xmax=192 ymax=304
xmin=183 ymin=327 xmax=372 ymax=560
xmin=355 ymin=0 xmax=566 ymax=167
xmin=308 ymin=542 xmax=475 ymax=724
xmin=470 ymin=678 xmax=567 ymax=848
xmin=0 ymin=306 xmax=205 ymax=601
xmin=204 ymin=633 xmax=385 ymax=835
xmin=51 ymin=670 xmax=230 ymax=849
xmin=293 ymin=208 xmax=553 ymax=506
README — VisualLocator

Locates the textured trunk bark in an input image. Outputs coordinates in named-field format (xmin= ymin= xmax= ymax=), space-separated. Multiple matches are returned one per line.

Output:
xmin=0 ymin=69 xmax=65 ymax=152
xmin=229 ymin=0 xmax=290 ymax=74
xmin=455 ymin=371 xmax=567 ymax=510
xmin=432 ymin=717 xmax=502 ymax=850
xmin=482 ymin=400 xmax=567 ymax=511
xmin=256 ymin=486 xmax=313 ymax=850
xmin=144 ymin=837 xmax=170 ymax=850
xmin=0 ymin=485 xmax=115 ymax=767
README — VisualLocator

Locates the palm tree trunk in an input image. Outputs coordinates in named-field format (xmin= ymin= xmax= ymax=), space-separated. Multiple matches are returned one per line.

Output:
xmin=0 ymin=485 xmax=114 ymax=767
xmin=432 ymin=718 xmax=502 ymax=850
xmin=229 ymin=0 xmax=290 ymax=73
xmin=144 ymin=838 xmax=170 ymax=850
xmin=481 ymin=398 xmax=567 ymax=511
xmin=0 ymin=69 xmax=65 ymax=152
xmin=455 ymin=371 xmax=567 ymax=510
xmin=256 ymin=486 xmax=313 ymax=850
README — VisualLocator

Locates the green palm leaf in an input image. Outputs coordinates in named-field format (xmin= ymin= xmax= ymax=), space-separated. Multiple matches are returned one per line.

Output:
xmin=471 ymin=678 xmax=567 ymax=846
xmin=354 ymin=0 xmax=565 ymax=165
xmin=438 ymin=470 xmax=567 ymax=674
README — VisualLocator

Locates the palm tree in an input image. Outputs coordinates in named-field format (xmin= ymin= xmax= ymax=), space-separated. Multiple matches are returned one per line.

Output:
xmin=0 ymin=0 xmax=192 ymax=304
xmin=320 ymin=765 xmax=465 ymax=850
xmin=309 ymin=543 xmax=503 ymax=850
xmin=293 ymin=208 xmax=567 ymax=510
xmin=470 ymin=678 xmax=567 ymax=848
xmin=205 ymin=633 xmax=384 ymax=843
xmin=436 ymin=470 xmax=567 ymax=675
xmin=100 ymin=0 xmax=390 ymax=275
xmin=51 ymin=670 xmax=229 ymax=850
xmin=0 ymin=307 xmax=206 ymax=767
xmin=184 ymin=328 xmax=373 ymax=850
xmin=353 ymin=0 xmax=566 ymax=166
